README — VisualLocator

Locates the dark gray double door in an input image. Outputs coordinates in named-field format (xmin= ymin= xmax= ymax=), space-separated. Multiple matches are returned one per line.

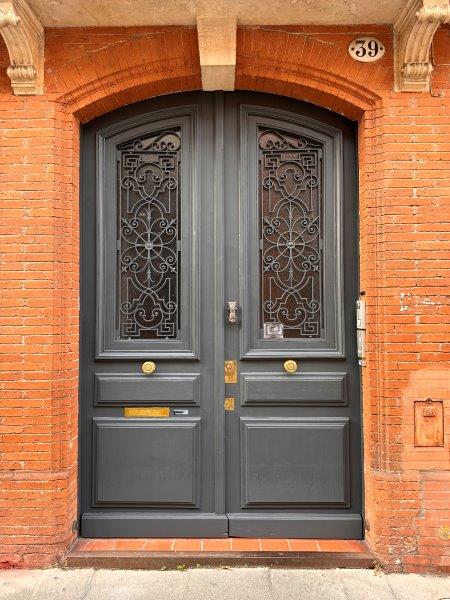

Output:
xmin=80 ymin=92 xmax=362 ymax=538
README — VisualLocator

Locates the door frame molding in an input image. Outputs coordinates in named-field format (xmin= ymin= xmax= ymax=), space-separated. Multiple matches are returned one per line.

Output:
xmin=238 ymin=104 xmax=346 ymax=359
xmin=95 ymin=106 xmax=201 ymax=360
xmin=78 ymin=91 xmax=362 ymax=538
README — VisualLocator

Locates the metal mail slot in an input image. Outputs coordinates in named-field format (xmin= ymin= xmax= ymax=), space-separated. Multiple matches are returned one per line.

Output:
xmin=124 ymin=407 xmax=170 ymax=418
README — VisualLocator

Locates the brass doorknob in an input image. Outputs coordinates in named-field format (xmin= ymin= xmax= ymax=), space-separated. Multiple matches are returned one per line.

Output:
xmin=283 ymin=359 xmax=298 ymax=374
xmin=142 ymin=361 xmax=156 ymax=375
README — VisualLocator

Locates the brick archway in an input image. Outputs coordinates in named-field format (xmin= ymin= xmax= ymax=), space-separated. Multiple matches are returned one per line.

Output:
xmin=52 ymin=27 xmax=382 ymax=568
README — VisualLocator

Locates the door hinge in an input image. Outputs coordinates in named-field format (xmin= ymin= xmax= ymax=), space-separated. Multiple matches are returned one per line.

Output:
xmin=224 ymin=360 xmax=237 ymax=384
xmin=224 ymin=397 xmax=235 ymax=411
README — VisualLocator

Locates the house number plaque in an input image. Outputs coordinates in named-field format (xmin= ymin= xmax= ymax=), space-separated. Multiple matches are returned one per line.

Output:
xmin=348 ymin=38 xmax=385 ymax=62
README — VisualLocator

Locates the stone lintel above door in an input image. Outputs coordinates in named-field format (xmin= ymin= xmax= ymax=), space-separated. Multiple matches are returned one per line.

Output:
xmin=196 ymin=15 xmax=237 ymax=91
xmin=1 ymin=0 xmax=450 ymax=95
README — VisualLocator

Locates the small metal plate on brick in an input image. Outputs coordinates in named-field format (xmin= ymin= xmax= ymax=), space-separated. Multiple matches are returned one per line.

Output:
xmin=414 ymin=399 xmax=444 ymax=447
xmin=124 ymin=407 xmax=170 ymax=418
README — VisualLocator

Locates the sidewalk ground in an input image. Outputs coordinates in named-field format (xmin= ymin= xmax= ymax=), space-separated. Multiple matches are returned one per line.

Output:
xmin=1 ymin=568 xmax=449 ymax=600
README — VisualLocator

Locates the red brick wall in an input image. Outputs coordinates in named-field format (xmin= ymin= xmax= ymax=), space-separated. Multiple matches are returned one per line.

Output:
xmin=0 ymin=24 xmax=448 ymax=572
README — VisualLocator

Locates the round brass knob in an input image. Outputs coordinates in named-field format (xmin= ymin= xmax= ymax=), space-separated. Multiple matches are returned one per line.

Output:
xmin=283 ymin=359 xmax=298 ymax=374
xmin=142 ymin=361 xmax=156 ymax=375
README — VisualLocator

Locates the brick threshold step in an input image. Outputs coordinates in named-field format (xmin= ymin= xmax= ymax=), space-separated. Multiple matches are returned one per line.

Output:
xmin=65 ymin=539 xmax=375 ymax=570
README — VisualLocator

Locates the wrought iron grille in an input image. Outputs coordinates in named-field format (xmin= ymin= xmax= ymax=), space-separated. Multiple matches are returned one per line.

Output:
xmin=116 ymin=129 xmax=181 ymax=340
xmin=259 ymin=128 xmax=323 ymax=338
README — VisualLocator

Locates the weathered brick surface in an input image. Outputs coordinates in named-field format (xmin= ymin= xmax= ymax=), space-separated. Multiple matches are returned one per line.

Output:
xmin=0 ymin=24 xmax=449 ymax=572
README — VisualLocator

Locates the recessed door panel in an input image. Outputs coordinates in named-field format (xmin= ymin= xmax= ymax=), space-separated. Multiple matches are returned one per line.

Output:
xmin=95 ymin=373 xmax=201 ymax=406
xmin=240 ymin=418 xmax=350 ymax=507
xmin=93 ymin=418 xmax=201 ymax=506
xmin=240 ymin=373 xmax=347 ymax=406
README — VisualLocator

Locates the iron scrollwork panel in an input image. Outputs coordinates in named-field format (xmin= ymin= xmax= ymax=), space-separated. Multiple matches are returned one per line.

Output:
xmin=117 ymin=129 xmax=182 ymax=341
xmin=259 ymin=128 xmax=323 ymax=339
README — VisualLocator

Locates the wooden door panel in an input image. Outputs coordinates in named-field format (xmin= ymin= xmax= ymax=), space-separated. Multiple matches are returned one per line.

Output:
xmin=93 ymin=418 xmax=201 ymax=507
xmin=240 ymin=418 xmax=350 ymax=507
xmin=80 ymin=93 xmax=226 ymax=538
xmin=94 ymin=373 xmax=201 ymax=406
xmin=224 ymin=92 xmax=362 ymax=539
xmin=240 ymin=372 xmax=347 ymax=407
xmin=80 ymin=91 xmax=362 ymax=539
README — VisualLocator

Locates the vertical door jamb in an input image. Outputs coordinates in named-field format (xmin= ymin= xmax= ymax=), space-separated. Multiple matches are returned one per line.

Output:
xmin=213 ymin=92 xmax=227 ymax=520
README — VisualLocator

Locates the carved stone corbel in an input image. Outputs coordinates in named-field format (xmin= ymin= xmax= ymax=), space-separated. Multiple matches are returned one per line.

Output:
xmin=196 ymin=15 xmax=236 ymax=91
xmin=0 ymin=0 xmax=44 ymax=95
xmin=394 ymin=0 xmax=450 ymax=92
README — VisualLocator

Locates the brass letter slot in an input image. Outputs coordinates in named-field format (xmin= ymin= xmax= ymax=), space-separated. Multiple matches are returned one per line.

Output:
xmin=124 ymin=407 xmax=170 ymax=418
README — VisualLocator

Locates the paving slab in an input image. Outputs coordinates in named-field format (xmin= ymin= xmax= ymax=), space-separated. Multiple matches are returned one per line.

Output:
xmin=0 ymin=570 xmax=45 ymax=600
xmin=86 ymin=569 xmax=188 ymax=600
xmin=337 ymin=569 xmax=394 ymax=600
xmin=270 ymin=568 xmax=347 ymax=600
xmin=386 ymin=572 xmax=450 ymax=600
xmin=186 ymin=567 xmax=272 ymax=600
xmin=0 ymin=567 xmax=449 ymax=600
xmin=29 ymin=569 xmax=94 ymax=600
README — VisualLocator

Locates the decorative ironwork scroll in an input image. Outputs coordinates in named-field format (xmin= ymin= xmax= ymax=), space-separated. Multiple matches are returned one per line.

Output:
xmin=259 ymin=128 xmax=323 ymax=338
xmin=117 ymin=129 xmax=181 ymax=340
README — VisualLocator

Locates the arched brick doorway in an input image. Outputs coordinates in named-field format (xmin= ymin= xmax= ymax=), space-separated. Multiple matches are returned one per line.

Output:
xmin=38 ymin=28 xmax=383 ymax=566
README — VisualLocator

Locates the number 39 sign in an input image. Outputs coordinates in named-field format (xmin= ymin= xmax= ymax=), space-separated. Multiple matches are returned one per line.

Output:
xmin=348 ymin=37 xmax=385 ymax=62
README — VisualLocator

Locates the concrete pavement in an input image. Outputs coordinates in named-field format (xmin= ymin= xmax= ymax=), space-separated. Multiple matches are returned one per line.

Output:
xmin=0 ymin=567 xmax=449 ymax=600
